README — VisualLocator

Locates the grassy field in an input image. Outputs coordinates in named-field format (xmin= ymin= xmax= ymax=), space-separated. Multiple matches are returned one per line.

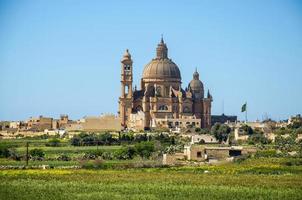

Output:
xmin=1 ymin=139 xmax=302 ymax=199
xmin=1 ymin=157 xmax=302 ymax=200
xmin=1 ymin=167 xmax=302 ymax=200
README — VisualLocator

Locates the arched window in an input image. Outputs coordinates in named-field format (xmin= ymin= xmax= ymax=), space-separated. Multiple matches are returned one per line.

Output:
xmin=165 ymin=86 xmax=169 ymax=96
xmin=156 ymin=86 xmax=162 ymax=97
xmin=159 ymin=105 xmax=168 ymax=111
xmin=125 ymin=85 xmax=129 ymax=95
xmin=183 ymin=106 xmax=190 ymax=113
xmin=124 ymin=64 xmax=131 ymax=71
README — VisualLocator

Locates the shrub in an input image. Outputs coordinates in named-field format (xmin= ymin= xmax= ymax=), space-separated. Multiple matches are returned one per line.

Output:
xmin=284 ymin=159 xmax=302 ymax=166
xmin=8 ymin=149 xmax=21 ymax=161
xmin=70 ymin=132 xmax=119 ymax=146
xmin=240 ymin=125 xmax=254 ymax=135
xmin=0 ymin=146 xmax=10 ymax=158
xmin=101 ymin=151 xmax=114 ymax=160
xmin=114 ymin=146 xmax=136 ymax=160
xmin=29 ymin=148 xmax=45 ymax=160
xmin=46 ymin=138 xmax=61 ymax=147
xmin=57 ymin=154 xmax=71 ymax=161
xmin=135 ymin=141 xmax=155 ymax=159
xmin=248 ymin=133 xmax=269 ymax=145
xmin=71 ymin=136 xmax=81 ymax=146
xmin=83 ymin=149 xmax=104 ymax=160
xmin=275 ymin=135 xmax=297 ymax=152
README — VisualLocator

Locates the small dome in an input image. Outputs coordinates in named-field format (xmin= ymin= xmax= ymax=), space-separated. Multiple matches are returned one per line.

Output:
xmin=121 ymin=49 xmax=131 ymax=62
xmin=189 ymin=69 xmax=204 ymax=98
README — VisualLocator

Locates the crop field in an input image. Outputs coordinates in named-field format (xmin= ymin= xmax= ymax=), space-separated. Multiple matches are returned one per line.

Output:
xmin=1 ymin=157 xmax=302 ymax=200
xmin=0 ymin=168 xmax=302 ymax=200
xmin=1 ymin=137 xmax=302 ymax=199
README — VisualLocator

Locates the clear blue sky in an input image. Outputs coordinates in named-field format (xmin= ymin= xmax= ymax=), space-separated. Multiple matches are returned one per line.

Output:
xmin=0 ymin=0 xmax=301 ymax=121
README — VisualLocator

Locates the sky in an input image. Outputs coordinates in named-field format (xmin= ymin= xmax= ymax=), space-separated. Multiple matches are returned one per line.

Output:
xmin=0 ymin=0 xmax=301 ymax=122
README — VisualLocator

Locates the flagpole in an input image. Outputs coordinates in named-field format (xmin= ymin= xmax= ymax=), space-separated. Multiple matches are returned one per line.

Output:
xmin=245 ymin=102 xmax=247 ymax=123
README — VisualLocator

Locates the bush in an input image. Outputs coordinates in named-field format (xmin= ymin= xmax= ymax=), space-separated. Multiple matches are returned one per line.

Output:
xmin=57 ymin=154 xmax=71 ymax=161
xmin=275 ymin=135 xmax=297 ymax=152
xmin=29 ymin=148 xmax=45 ymax=160
xmin=114 ymin=146 xmax=136 ymax=160
xmin=8 ymin=149 xmax=21 ymax=161
xmin=83 ymin=149 xmax=104 ymax=160
xmin=284 ymin=159 xmax=302 ymax=166
xmin=70 ymin=132 xmax=119 ymax=146
xmin=135 ymin=142 xmax=155 ymax=159
xmin=248 ymin=133 xmax=269 ymax=145
xmin=46 ymin=138 xmax=61 ymax=147
xmin=101 ymin=151 xmax=114 ymax=160
xmin=240 ymin=125 xmax=254 ymax=135
xmin=0 ymin=146 xmax=10 ymax=158
xmin=71 ymin=136 xmax=81 ymax=146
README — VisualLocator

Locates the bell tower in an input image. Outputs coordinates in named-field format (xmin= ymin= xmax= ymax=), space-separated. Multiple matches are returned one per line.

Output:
xmin=119 ymin=49 xmax=133 ymax=128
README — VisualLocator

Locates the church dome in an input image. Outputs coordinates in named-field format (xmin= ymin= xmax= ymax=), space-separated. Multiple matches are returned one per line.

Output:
xmin=189 ymin=69 xmax=204 ymax=98
xmin=142 ymin=58 xmax=181 ymax=80
xmin=142 ymin=38 xmax=181 ymax=81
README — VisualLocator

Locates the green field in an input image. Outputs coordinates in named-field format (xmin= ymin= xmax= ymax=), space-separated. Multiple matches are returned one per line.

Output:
xmin=1 ymin=168 xmax=302 ymax=200
xmin=1 ymin=136 xmax=302 ymax=199
xmin=1 ymin=157 xmax=302 ymax=200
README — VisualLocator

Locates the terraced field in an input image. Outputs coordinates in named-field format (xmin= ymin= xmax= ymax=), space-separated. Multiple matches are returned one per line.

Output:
xmin=1 ymin=157 xmax=302 ymax=200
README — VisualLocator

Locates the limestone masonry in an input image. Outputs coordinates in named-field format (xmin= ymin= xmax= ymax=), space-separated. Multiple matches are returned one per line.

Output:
xmin=119 ymin=37 xmax=213 ymax=131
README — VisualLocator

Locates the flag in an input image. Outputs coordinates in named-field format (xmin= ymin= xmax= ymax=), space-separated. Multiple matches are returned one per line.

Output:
xmin=241 ymin=103 xmax=247 ymax=112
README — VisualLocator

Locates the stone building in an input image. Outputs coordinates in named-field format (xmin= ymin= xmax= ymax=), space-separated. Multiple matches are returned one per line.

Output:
xmin=119 ymin=37 xmax=213 ymax=130
xmin=26 ymin=116 xmax=53 ymax=131
xmin=81 ymin=115 xmax=122 ymax=132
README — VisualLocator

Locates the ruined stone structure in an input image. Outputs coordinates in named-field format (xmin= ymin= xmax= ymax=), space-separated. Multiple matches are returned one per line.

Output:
xmin=119 ymin=37 xmax=213 ymax=130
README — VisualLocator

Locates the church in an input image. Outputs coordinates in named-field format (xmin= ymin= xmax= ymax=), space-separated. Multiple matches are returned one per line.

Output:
xmin=118 ymin=37 xmax=212 ymax=131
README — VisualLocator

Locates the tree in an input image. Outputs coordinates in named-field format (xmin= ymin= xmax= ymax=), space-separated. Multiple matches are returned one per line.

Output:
xmin=135 ymin=141 xmax=155 ymax=158
xmin=240 ymin=125 xmax=253 ymax=135
xmin=248 ymin=132 xmax=269 ymax=145
xmin=211 ymin=123 xmax=231 ymax=143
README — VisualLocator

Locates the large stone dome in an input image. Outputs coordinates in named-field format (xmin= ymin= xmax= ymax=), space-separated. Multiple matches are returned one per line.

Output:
xmin=142 ymin=58 xmax=181 ymax=80
xmin=142 ymin=38 xmax=181 ymax=81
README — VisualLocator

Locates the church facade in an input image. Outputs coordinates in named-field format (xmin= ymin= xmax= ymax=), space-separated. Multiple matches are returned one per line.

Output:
xmin=118 ymin=38 xmax=212 ymax=130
